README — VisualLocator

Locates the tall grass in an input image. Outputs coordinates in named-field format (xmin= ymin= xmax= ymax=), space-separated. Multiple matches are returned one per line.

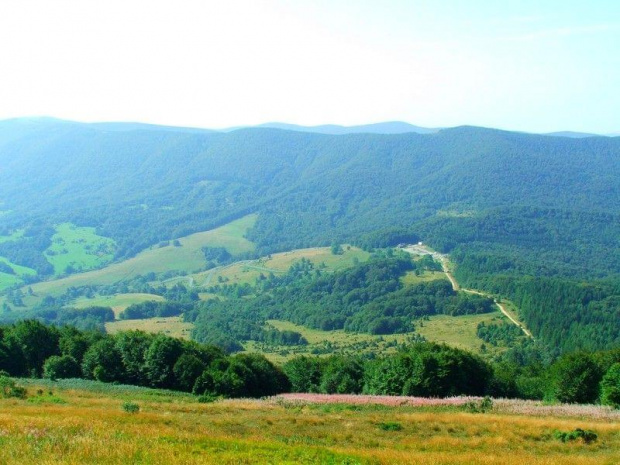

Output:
xmin=0 ymin=381 xmax=618 ymax=464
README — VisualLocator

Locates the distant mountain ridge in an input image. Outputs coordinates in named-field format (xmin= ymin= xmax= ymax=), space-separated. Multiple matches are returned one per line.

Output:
xmin=3 ymin=116 xmax=615 ymax=137
xmin=249 ymin=121 xmax=440 ymax=135
xmin=544 ymin=131 xmax=602 ymax=138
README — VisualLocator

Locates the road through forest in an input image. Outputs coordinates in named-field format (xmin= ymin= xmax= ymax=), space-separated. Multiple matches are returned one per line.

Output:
xmin=403 ymin=244 xmax=533 ymax=339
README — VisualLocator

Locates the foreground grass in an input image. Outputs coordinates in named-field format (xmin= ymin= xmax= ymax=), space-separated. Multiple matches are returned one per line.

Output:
xmin=0 ymin=380 xmax=618 ymax=464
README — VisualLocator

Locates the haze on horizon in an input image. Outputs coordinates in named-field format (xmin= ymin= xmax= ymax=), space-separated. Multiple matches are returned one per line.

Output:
xmin=0 ymin=0 xmax=618 ymax=134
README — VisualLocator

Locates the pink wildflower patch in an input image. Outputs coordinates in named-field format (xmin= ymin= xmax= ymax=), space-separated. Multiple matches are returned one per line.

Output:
xmin=273 ymin=393 xmax=480 ymax=407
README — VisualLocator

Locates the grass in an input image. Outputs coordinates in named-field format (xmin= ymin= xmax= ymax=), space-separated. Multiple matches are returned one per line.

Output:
xmin=244 ymin=310 xmax=505 ymax=363
xmin=0 ymin=272 xmax=22 ymax=290
xmin=45 ymin=223 xmax=117 ymax=275
xmin=0 ymin=229 xmax=24 ymax=244
xmin=72 ymin=293 xmax=166 ymax=318
xmin=190 ymin=245 xmax=370 ymax=289
xmin=13 ymin=215 xmax=257 ymax=309
xmin=0 ymin=380 xmax=618 ymax=464
xmin=401 ymin=270 xmax=448 ymax=285
xmin=243 ymin=319 xmax=416 ymax=364
xmin=415 ymin=312 xmax=505 ymax=354
xmin=0 ymin=257 xmax=36 ymax=291
xmin=105 ymin=316 xmax=193 ymax=340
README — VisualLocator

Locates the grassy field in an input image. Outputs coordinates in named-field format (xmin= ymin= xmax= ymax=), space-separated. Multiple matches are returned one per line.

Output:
xmin=0 ymin=379 xmax=618 ymax=464
xmin=187 ymin=245 xmax=370 ymax=289
xmin=415 ymin=312 xmax=505 ymax=354
xmin=244 ymin=311 xmax=504 ymax=364
xmin=244 ymin=319 xmax=417 ymax=364
xmin=72 ymin=293 xmax=166 ymax=317
xmin=12 ymin=215 xmax=257 ymax=309
xmin=0 ymin=272 xmax=21 ymax=290
xmin=44 ymin=223 xmax=116 ymax=275
xmin=400 ymin=269 xmax=448 ymax=285
xmin=0 ymin=229 xmax=24 ymax=244
xmin=106 ymin=316 xmax=192 ymax=340
xmin=0 ymin=257 xmax=37 ymax=291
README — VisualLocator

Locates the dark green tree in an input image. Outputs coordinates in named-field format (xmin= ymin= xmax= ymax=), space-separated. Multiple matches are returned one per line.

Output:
xmin=173 ymin=354 xmax=206 ymax=392
xmin=320 ymin=357 xmax=364 ymax=394
xmin=115 ymin=331 xmax=154 ymax=385
xmin=144 ymin=335 xmax=184 ymax=388
xmin=7 ymin=320 xmax=60 ymax=377
xmin=601 ymin=363 xmax=620 ymax=408
xmin=43 ymin=355 xmax=81 ymax=380
xmin=548 ymin=353 xmax=602 ymax=404
xmin=81 ymin=338 xmax=125 ymax=382
xmin=283 ymin=356 xmax=324 ymax=393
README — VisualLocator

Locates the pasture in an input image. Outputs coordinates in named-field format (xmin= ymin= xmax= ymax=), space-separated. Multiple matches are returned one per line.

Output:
xmin=105 ymin=316 xmax=192 ymax=340
xmin=244 ymin=319 xmax=418 ymax=364
xmin=72 ymin=293 xmax=165 ymax=317
xmin=12 ymin=215 xmax=257 ymax=308
xmin=415 ymin=312 xmax=504 ymax=354
xmin=44 ymin=223 xmax=116 ymax=275
xmin=0 ymin=379 xmax=618 ymax=464
xmin=0 ymin=257 xmax=36 ymax=291
xmin=188 ymin=245 xmax=371 ymax=289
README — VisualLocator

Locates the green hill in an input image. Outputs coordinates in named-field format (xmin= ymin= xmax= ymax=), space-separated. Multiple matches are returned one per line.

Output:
xmin=0 ymin=119 xmax=619 ymax=351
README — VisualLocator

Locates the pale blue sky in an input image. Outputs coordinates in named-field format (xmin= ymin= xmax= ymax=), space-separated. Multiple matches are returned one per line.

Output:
xmin=0 ymin=0 xmax=618 ymax=133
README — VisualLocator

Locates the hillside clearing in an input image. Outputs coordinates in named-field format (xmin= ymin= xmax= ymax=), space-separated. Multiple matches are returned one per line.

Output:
xmin=44 ymin=223 xmax=116 ymax=275
xmin=11 ymin=215 xmax=257 ymax=308
xmin=105 ymin=316 xmax=192 ymax=339
xmin=72 ymin=293 xmax=166 ymax=317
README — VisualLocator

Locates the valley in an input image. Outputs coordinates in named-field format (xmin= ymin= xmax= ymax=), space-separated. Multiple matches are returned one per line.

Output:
xmin=0 ymin=121 xmax=618 ymax=465
xmin=0 ymin=214 xmax=526 ymax=361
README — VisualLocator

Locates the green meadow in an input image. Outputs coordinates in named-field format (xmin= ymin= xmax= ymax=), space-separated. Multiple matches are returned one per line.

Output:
xmin=0 ymin=229 xmax=24 ymax=244
xmin=2 ymin=379 xmax=619 ymax=465
xmin=0 ymin=256 xmax=36 ymax=291
xmin=13 ymin=215 xmax=257 ymax=308
xmin=185 ymin=245 xmax=371 ymax=289
xmin=72 ymin=293 xmax=166 ymax=317
xmin=44 ymin=223 xmax=116 ymax=275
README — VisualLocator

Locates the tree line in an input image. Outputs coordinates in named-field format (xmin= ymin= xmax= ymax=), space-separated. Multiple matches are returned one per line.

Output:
xmin=1 ymin=320 xmax=619 ymax=407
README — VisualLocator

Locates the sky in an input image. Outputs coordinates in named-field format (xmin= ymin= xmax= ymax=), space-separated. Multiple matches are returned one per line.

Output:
xmin=0 ymin=0 xmax=618 ymax=133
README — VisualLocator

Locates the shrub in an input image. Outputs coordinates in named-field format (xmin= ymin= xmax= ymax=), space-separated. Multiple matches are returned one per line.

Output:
xmin=548 ymin=353 xmax=602 ymax=404
xmin=377 ymin=422 xmax=403 ymax=431
xmin=197 ymin=393 xmax=220 ymax=403
xmin=0 ymin=372 xmax=27 ymax=399
xmin=554 ymin=428 xmax=597 ymax=444
xmin=122 ymin=401 xmax=140 ymax=414
xmin=464 ymin=396 xmax=493 ymax=413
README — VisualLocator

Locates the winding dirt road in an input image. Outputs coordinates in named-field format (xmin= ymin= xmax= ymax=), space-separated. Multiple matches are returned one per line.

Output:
xmin=403 ymin=244 xmax=533 ymax=339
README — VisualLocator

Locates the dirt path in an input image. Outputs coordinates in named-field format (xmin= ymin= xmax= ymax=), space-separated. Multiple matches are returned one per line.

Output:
xmin=403 ymin=244 xmax=533 ymax=339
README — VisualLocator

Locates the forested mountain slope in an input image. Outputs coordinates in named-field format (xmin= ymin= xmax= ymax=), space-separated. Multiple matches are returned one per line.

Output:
xmin=1 ymin=118 xmax=619 ymax=350
xmin=1 ymin=119 xmax=618 ymax=261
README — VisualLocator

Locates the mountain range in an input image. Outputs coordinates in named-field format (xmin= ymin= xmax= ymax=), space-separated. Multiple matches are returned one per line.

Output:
xmin=0 ymin=117 xmax=618 ymax=351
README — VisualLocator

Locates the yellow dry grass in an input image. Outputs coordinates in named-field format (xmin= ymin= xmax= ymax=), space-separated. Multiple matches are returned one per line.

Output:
xmin=105 ymin=316 xmax=193 ymax=340
xmin=0 ymin=381 xmax=618 ymax=465
xmin=191 ymin=245 xmax=370 ymax=288
xmin=416 ymin=312 xmax=505 ymax=354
